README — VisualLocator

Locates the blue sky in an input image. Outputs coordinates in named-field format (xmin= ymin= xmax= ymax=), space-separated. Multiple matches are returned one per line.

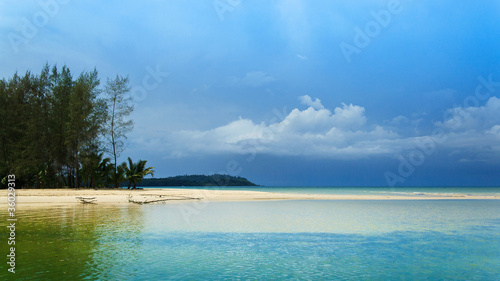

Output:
xmin=2 ymin=0 xmax=500 ymax=186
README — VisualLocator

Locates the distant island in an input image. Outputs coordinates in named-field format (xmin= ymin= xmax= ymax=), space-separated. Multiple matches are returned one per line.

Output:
xmin=129 ymin=174 xmax=258 ymax=187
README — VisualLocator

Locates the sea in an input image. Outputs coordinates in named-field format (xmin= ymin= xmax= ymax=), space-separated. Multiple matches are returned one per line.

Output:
xmin=142 ymin=185 xmax=500 ymax=197
xmin=1 ymin=186 xmax=499 ymax=280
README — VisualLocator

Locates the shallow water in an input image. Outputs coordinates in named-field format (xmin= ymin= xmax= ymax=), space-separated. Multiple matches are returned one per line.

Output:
xmin=1 ymin=200 xmax=499 ymax=280
xmin=141 ymin=186 xmax=500 ymax=196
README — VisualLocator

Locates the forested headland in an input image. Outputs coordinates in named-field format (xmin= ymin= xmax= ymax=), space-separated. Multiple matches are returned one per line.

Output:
xmin=131 ymin=174 xmax=258 ymax=187
xmin=0 ymin=64 xmax=153 ymax=189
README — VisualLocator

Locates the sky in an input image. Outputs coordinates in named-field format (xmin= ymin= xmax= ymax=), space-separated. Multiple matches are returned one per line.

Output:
xmin=1 ymin=0 xmax=500 ymax=186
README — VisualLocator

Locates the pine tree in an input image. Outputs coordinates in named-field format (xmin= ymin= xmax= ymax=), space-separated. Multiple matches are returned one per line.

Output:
xmin=0 ymin=64 xmax=145 ymax=189
xmin=66 ymin=69 xmax=101 ymax=188
xmin=49 ymin=65 xmax=73 ymax=187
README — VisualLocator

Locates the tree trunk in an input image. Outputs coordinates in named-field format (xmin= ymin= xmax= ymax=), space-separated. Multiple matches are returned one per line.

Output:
xmin=91 ymin=169 xmax=95 ymax=189
xmin=74 ymin=149 xmax=79 ymax=189
xmin=111 ymin=97 xmax=117 ymax=188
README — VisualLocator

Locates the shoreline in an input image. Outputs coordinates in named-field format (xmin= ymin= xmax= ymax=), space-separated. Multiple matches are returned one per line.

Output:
xmin=1 ymin=188 xmax=499 ymax=207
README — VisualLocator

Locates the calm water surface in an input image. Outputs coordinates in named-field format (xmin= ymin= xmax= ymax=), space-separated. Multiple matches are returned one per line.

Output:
xmin=141 ymin=186 xmax=500 ymax=196
xmin=1 ymin=199 xmax=499 ymax=280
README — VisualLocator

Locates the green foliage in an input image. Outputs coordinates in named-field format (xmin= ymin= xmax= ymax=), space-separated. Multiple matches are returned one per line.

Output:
xmin=121 ymin=157 xmax=155 ymax=189
xmin=0 ymin=64 xmax=140 ymax=189
xmin=132 ymin=174 xmax=258 ymax=187
xmin=80 ymin=152 xmax=112 ymax=188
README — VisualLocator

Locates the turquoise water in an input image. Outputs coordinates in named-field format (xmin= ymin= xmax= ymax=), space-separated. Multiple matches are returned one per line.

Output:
xmin=141 ymin=186 xmax=500 ymax=196
xmin=2 ymin=199 xmax=500 ymax=280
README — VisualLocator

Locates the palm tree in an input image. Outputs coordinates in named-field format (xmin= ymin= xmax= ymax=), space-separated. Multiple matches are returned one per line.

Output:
xmin=80 ymin=152 xmax=111 ymax=188
xmin=111 ymin=164 xmax=126 ymax=188
xmin=121 ymin=157 xmax=154 ymax=189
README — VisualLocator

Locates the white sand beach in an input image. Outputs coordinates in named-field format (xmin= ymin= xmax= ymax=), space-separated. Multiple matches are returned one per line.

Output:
xmin=1 ymin=188 xmax=499 ymax=207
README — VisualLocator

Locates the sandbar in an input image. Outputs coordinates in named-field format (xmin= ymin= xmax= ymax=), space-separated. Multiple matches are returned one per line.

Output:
xmin=1 ymin=188 xmax=499 ymax=208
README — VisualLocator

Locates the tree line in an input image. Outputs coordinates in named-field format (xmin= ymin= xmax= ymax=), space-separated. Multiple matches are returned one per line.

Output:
xmin=133 ymin=174 xmax=258 ymax=187
xmin=0 ymin=64 xmax=153 ymax=189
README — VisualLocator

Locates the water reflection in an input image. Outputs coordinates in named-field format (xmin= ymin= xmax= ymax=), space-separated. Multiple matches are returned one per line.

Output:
xmin=1 ymin=200 xmax=499 ymax=280
xmin=142 ymin=200 xmax=500 ymax=234
xmin=1 ymin=204 xmax=144 ymax=280
xmin=88 ymin=206 xmax=147 ymax=280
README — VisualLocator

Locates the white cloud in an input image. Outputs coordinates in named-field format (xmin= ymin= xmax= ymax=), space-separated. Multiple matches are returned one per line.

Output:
xmin=297 ymin=54 xmax=307 ymax=60
xmin=166 ymin=97 xmax=398 ymax=158
xmin=487 ymin=125 xmax=500 ymax=138
xmin=331 ymin=103 xmax=367 ymax=129
xmin=299 ymin=95 xmax=324 ymax=110
xmin=231 ymin=71 xmax=276 ymax=88
xmin=133 ymin=96 xmax=500 ymax=162
xmin=428 ymin=96 xmax=500 ymax=159
xmin=390 ymin=115 xmax=409 ymax=124
xmin=436 ymin=96 xmax=500 ymax=131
